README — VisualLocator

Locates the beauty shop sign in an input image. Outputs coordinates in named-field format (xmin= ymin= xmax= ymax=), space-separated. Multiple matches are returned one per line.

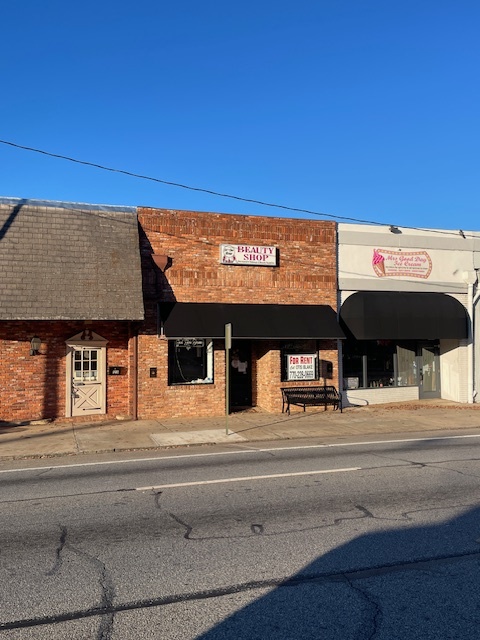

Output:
xmin=220 ymin=244 xmax=278 ymax=266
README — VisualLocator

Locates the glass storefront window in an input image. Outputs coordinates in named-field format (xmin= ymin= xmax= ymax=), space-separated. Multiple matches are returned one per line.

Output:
xmin=396 ymin=343 xmax=417 ymax=387
xmin=343 ymin=340 xmax=418 ymax=389
xmin=168 ymin=338 xmax=213 ymax=385
xmin=342 ymin=339 xmax=364 ymax=389
xmin=365 ymin=340 xmax=395 ymax=388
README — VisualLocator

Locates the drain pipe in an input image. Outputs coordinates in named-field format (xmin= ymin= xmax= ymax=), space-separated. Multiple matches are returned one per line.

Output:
xmin=465 ymin=271 xmax=478 ymax=404
xmin=131 ymin=324 xmax=138 ymax=421
xmin=472 ymin=279 xmax=480 ymax=403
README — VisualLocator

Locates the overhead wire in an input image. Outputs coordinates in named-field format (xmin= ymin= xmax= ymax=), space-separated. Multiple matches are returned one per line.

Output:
xmin=0 ymin=138 xmax=477 ymax=239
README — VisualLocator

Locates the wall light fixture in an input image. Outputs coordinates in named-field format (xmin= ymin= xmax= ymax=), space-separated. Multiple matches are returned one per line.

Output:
xmin=30 ymin=336 xmax=41 ymax=356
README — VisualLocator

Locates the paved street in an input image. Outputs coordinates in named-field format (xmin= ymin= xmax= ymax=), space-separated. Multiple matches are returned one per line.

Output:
xmin=1 ymin=433 xmax=480 ymax=638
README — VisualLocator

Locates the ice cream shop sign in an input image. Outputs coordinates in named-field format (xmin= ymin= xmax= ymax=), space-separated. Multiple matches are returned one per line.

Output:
xmin=372 ymin=248 xmax=432 ymax=279
xmin=220 ymin=244 xmax=278 ymax=266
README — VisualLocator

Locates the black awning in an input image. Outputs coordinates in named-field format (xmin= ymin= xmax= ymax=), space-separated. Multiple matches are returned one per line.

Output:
xmin=159 ymin=302 xmax=345 ymax=339
xmin=340 ymin=292 xmax=468 ymax=340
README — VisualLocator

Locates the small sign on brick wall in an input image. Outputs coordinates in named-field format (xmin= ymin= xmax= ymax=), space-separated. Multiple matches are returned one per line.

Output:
xmin=109 ymin=366 xmax=123 ymax=375
xmin=220 ymin=244 xmax=278 ymax=266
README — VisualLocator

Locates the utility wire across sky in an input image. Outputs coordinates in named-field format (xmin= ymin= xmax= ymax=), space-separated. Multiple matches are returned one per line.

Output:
xmin=0 ymin=138 xmax=475 ymax=239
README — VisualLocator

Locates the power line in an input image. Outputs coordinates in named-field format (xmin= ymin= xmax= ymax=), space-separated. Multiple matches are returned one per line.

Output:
xmin=0 ymin=139 xmax=377 ymax=224
xmin=0 ymin=138 xmax=476 ymax=238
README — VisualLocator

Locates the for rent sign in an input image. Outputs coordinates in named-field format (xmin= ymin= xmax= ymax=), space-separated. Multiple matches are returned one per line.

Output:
xmin=220 ymin=244 xmax=278 ymax=266
xmin=287 ymin=354 xmax=316 ymax=380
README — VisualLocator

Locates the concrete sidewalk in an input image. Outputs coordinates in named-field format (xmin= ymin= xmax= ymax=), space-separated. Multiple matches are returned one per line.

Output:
xmin=1 ymin=401 xmax=480 ymax=461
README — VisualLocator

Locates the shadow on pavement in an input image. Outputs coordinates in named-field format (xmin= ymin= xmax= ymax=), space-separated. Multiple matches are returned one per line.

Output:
xmin=0 ymin=418 xmax=114 ymax=443
xmin=194 ymin=505 xmax=480 ymax=639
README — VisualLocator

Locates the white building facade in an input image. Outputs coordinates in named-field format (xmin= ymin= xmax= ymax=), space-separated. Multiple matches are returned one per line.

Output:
xmin=338 ymin=223 xmax=480 ymax=406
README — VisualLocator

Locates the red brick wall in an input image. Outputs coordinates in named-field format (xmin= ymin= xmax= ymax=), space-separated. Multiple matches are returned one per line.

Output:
xmin=137 ymin=335 xmax=226 ymax=419
xmin=138 ymin=208 xmax=337 ymax=305
xmin=0 ymin=321 xmax=131 ymax=424
xmin=137 ymin=208 xmax=339 ymax=418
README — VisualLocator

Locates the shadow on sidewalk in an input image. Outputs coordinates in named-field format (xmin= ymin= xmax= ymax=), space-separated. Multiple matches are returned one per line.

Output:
xmin=0 ymin=418 xmax=119 ymax=444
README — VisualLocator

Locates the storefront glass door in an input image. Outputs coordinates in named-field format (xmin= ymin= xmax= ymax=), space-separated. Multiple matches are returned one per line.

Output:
xmin=418 ymin=343 xmax=440 ymax=399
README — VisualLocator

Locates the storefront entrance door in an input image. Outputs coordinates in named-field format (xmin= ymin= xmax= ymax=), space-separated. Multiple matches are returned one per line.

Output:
xmin=65 ymin=331 xmax=107 ymax=417
xmin=418 ymin=343 xmax=440 ymax=399
xmin=229 ymin=340 xmax=252 ymax=411
xmin=71 ymin=347 xmax=105 ymax=416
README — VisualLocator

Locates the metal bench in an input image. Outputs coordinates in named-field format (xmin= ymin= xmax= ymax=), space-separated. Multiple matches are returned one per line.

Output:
xmin=281 ymin=386 xmax=342 ymax=415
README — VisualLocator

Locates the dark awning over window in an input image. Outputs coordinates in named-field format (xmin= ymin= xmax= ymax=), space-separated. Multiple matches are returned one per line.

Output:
xmin=340 ymin=292 xmax=468 ymax=340
xmin=159 ymin=302 xmax=345 ymax=339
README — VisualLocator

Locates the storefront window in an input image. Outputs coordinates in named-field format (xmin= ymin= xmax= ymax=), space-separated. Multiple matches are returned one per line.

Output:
xmin=343 ymin=340 xmax=418 ymax=389
xmin=396 ymin=343 xmax=417 ymax=386
xmin=365 ymin=340 xmax=395 ymax=388
xmin=281 ymin=341 xmax=319 ymax=382
xmin=168 ymin=338 xmax=213 ymax=385
xmin=342 ymin=340 xmax=364 ymax=389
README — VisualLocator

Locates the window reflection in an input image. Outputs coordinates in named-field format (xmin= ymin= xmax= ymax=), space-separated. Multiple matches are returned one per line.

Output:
xmin=397 ymin=344 xmax=417 ymax=387
xmin=343 ymin=340 xmax=418 ymax=389
xmin=365 ymin=340 xmax=395 ymax=388
xmin=73 ymin=349 xmax=99 ymax=382
xmin=168 ymin=338 xmax=213 ymax=385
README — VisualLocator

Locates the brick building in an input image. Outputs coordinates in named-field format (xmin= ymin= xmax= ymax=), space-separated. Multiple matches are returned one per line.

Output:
xmin=0 ymin=198 xmax=144 ymax=424
xmin=136 ymin=207 xmax=344 ymax=418
xmin=0 ymin=198 xmax=344 ymax=425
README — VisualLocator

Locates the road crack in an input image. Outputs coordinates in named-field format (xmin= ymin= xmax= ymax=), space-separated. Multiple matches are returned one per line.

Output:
xmin=46 ymin=525 xmax=68 ymax=576
xmin=342 ymin=575 xmax=382 ymax=640
xmin=370 ymin=453 xmax=480 ymax=481
xmin=426 ymin=462 xmax=480 ymax=480
xmin=154 ymin=490 xmax=194 ymax=539
xmin=168 ymin=512 xmax=193 ymax=540
xmin=66 ymin=544 xmax=116 ymax=639
xmin=369 ymin=452 xmax=427 ymax=467
xmin=43 ymin=524 xmax=116 ymax=638
xmin=4 ymin=548 xmax=478 ymax=632
xmin=400 ymin=501 xmax=477 ymax=521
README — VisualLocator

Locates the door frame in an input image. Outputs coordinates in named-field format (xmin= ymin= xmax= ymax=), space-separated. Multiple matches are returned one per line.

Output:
xmin=417 ymin=341 xmax=441 ymax=399
xmin=65 ymin=331 xmax=108 ymax=417
xmin=229 ymin=339 xmax=253 ymax=411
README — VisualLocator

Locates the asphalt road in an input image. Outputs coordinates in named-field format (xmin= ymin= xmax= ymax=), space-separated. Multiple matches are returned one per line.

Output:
xmin=1 ymin=433 xmax=480 ymax=639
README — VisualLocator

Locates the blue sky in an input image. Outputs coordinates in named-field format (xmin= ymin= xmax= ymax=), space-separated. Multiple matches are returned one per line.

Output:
xmin=1 ymin=1 xmax=479 ymax=230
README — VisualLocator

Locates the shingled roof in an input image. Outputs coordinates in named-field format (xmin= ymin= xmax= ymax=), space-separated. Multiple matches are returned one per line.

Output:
xmin=0 ymin=198 xmax=144 ymax=320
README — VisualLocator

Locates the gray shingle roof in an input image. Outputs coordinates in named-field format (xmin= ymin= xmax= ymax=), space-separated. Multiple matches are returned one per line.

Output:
xmin=0 ymin=198 xmax=144 ymax=320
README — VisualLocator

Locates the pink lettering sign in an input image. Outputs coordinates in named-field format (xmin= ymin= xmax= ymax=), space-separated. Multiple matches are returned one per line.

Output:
xmin=372 ymin=249 xmax=432 ymax=279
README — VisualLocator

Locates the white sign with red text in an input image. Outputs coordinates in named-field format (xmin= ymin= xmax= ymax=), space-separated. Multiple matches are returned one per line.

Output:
xmin=287 ymin=354 xmax=316 ymax=380
xmin=220 ymin=244 xmax=278 ymax=266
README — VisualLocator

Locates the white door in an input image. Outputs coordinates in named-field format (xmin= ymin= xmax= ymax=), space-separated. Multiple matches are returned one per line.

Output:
xmin=66 ymin=332 xmax=107 ymax=417
xmin=71 ymin=347 xmax=104 ymax=415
